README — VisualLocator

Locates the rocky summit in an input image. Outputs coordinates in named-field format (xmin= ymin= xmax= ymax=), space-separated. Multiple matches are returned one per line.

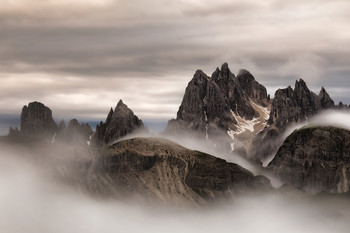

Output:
xmin=164 ymin=63 xmax=343 ymax=160
xmin=250 ymin=79 xmax=336 ymax=162
xmin=92 ymin=100 xmax=147 ymax=145
xmin=268 ymin=126 xmax=350 ymax=194
xmin=20 ymin=101 xmax=57 ymax=138
xmin=165 ymin=63 xmax=270 ymax=152
xmin=90 ymin=137 xmax=271 ymax=205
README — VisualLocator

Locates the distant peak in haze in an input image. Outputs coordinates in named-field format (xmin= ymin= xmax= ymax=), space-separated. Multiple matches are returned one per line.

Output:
xmin=20 ymin=101 xmax=57 ymax=138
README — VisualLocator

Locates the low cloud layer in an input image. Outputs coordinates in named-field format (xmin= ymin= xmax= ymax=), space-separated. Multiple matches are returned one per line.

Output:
xmin=0 ymin=0 xmax=349 ymax=122
xmin=0 ymin=148 xmax=350 ymax=233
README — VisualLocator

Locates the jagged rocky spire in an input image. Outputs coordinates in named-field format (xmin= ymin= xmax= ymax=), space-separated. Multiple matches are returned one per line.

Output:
xmin=268 ymin=78 xmax=334 ymax=126
xmin=92 ymin=99 xmax=147 ymax=145
xmin=165 ymin=63 xmax=269 ymax=140
xmin=252 ymin=79 xmax=337 ymax=162
xmin=319 ymin=87 xmax=335 ymax=108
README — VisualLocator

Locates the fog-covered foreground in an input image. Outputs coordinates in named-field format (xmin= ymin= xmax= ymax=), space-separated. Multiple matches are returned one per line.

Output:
xmin=0 ymin=151 xmax=349 ymax=233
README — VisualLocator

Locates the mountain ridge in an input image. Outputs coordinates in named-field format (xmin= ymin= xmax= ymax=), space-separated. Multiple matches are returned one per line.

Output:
xmin=165 ymin=63 xmax=348 ymax=162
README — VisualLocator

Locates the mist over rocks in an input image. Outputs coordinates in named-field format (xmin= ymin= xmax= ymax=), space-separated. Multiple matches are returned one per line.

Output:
xmin=268 ymin=126 xmax=350 ymax=194
xmin=7 ymin=101 xmax=93 ymax=145
xmin=1 ymin=66 xmax=349 ymax=208
xmin=8 ymin=126 xmax=20 ymax=137
xmin=56 ymin=119 xmax=93 ymax=145
xmin=164 ymin=63 xmax=346 ymax=164
xmin=249 ymin=78 xmax=337 ymax=162
xmin=90 ymin=137 xmax=271 ymax=205
xmin=92 ymin=99 xmax=148 ymax=145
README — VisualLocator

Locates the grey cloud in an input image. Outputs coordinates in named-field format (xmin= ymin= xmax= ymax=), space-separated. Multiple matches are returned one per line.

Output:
xmin=0 ymin=0 xmax=349 ymax=122
xmin=181 ymin=1 xmax=260 ymax=17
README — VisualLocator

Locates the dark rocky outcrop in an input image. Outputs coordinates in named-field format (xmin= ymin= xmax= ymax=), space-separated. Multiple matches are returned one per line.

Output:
xmin=56 ymin=119 xmax=93 ymax=145
xmin=165 ymin=69 xmax=236 ymax=143
xmin=164 ymin=63 xmax=269 ymax=144
xmin=92 ymin=100 xmax=147 ymax=145
xmin=165 ymin=64 xmax=344 ymax=162
xmin=319 ymin=87 xmax=335 ymax=109
xmin=268 ymin=79 xmax=325 ymax=126
xmin=236 ymin=69 xmax=269 ymax=107
xmin=250 ymin=79 xmax=336 ymax=162
xmin=91 ymin=137 xmax=271 ymax=205
xmin=20 ymin=101 xmax=57 ymax=138
xmin=268 ymin=126 xmax=350 ymax=194
xmin=211 ymin=64 xmax=258 ymax=120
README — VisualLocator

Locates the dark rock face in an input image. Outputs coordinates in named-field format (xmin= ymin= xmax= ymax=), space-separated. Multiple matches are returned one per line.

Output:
xmin=92 ymin=100 xmax=147 ymax=145
xmin=56 ymin=119 xmax=93 ymax=145
xmin=250 ymin=79 xmax=335 ymax=162
xmin=164 ymin=63 xmax=268 ymax=141
xmin=211 ymin=64 xmax=257 ymax=120
xmin=319 ymin=87 xmax=335 ymax=108
xmin=268 ymin=126 xmax=350 ymax=193
xmin=236 ymin=69 xmax=269 ymax=107
xmin=20 ymin=101 xmax=57 ymax=138
xmin=168 ymin=69 xmax=236 ymax=139
xmin=268 ymin=79 xmax=326 ymax=126
xmin=166 ymin=64 xmax=344 ymax=162
xmin=92 ymin=137 xmax=271 ymax=205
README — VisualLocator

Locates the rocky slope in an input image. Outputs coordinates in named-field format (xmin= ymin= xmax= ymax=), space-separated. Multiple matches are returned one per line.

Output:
xmin=20 ymin=101 xmax=57 ymax=138
xmin=89 ymin=137 xmax=271 ymax=205
xmin=268 ymin=126 xmax=350 ymax=194
xmin=92 ymin=100 xmax=147 ymax=145
xmin=0 ymin=135 xmax=271 ymax=206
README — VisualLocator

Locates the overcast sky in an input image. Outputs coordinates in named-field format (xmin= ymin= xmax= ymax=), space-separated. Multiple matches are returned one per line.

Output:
xmin=0 ymin=0 xmax=349 ymax=125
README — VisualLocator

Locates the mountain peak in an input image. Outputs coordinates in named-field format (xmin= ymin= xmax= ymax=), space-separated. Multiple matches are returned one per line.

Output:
xmin=295 ymin=78 xmax=307 ymax=90
xmin=237 ymin=69 xmax=251 ymax=76
xmin=212 ymin=63 xmax=235 ymax=82
xmin=221 ymin=62 xmax=229 ymax=72
xmin=117 ymin=99 xmax=125 ymax=108
xmin=92 ymin=100 xmax=147 ymax=145
xmin=237 ymin=69 xmax=255 ymax=82
xmin=319 ymin=86 xmax=334 ymax=108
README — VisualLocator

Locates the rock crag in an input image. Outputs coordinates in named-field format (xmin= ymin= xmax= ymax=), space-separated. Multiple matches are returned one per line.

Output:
xmin=250 ymin=79 xmax=336 ymax=162
xmin=92 ymin=100 xmax=147 ymax=145
xmin=268 ymin=126 xmax=350 ymax=193
xmin=165 ymin=63 xmax=270 ymax=152
xmin=20 ymin=101 xmax=57 ymax=138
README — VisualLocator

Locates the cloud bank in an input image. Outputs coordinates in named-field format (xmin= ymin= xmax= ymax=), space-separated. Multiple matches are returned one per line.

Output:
xmin=0 ymin=148 xmax=350 ymax=233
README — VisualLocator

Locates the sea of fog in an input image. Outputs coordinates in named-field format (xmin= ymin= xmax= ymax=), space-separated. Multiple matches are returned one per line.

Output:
xmin=1 ymin=110 xmax=350 ymax=233
xmin=1 ymin=144 xmax=350 ymax=233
